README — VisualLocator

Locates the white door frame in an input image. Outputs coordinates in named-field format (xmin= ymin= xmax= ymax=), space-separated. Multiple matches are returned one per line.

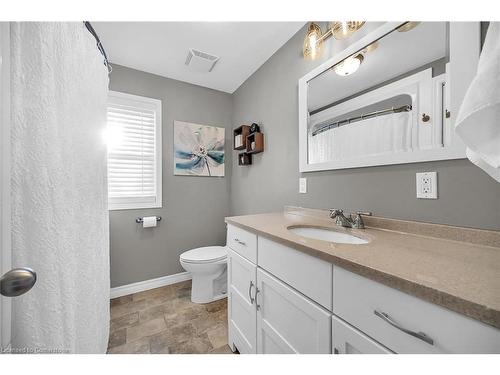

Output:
xmin=0 ymin=21 xmax=12 ymax=350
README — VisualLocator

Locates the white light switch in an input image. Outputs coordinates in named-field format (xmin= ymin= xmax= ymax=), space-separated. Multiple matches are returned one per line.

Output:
xmin=416 ymin=172 xmax=438 ymax=199
xmin=299 ymin=178 xmax=307 ymax=194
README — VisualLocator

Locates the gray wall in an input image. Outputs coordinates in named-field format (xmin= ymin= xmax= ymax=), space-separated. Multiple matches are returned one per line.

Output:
xmin=109 ymin=65 xmax=232 ymax=288
xmin=231 ymin=25 xmax=500 ymax=231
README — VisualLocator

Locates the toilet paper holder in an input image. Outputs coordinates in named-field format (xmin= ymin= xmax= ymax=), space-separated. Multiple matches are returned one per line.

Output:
xmin=135 ymin=216 xmax=162 ymax=224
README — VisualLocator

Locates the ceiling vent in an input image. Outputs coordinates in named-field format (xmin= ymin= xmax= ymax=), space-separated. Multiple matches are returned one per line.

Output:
xmin=185 ymin=48 xmax=219 ymax=72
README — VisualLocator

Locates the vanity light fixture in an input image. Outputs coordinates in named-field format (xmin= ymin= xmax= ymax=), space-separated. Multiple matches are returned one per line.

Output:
xmin=302 ymin=21 xmax=366 ymax=60
xmin=329 ymin=21 xmax=366 ymax=40
xmin=333 ymin=53 xmax=364 ymax=76
xmin=397 ymin=22 xmax=421 ymax=32
xmin=362 ymin=41 xmax=379 ymax=54
xmin=303 ymin=23 xmax=324 ymax=60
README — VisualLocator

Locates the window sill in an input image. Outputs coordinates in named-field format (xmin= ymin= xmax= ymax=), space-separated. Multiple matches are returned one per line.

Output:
xmin=108 ymin=202 xmax=162 ymax=211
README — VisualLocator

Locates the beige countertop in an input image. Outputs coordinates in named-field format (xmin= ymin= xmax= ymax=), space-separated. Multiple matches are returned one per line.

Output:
xmin=225 ymin=210 xmax=500 ymax=329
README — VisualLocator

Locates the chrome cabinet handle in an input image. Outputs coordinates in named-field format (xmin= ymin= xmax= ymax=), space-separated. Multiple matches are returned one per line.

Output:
xmin=234 ymin=238 xmax=247 ymax=246
xmin=255 ymin=287 xmax=261 ymax=310
xmin=374 ymin=310 xmax=434 ymax=346
xmin=248 ymin=281 xmax=255 ymax=304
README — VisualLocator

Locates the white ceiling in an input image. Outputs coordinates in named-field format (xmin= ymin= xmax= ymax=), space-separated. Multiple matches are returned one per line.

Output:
xmin=93 ymin=22 xmax=305 ymax=93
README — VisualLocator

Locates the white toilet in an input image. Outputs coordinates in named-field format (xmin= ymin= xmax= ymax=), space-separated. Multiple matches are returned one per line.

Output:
xmin=179 ymin=246 xmax=227 ymax=304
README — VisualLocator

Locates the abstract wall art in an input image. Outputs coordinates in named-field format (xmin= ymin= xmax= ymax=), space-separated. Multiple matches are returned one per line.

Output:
xmin=174 ymin=121 xmax=225 ymax=177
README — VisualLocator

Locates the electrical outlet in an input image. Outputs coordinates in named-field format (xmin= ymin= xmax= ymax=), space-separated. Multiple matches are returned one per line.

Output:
xmin=299 ymin=178 xmax=307 ymax=194
xmin=416 ymin=172 xmax=437 ymax=199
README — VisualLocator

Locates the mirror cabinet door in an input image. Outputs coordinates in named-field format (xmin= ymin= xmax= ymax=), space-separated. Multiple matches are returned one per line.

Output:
xmin=299 ymin=22 xmax=480 ymax=172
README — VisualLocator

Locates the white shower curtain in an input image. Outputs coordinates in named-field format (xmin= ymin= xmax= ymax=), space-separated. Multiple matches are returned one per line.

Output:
xmin=10 ymin=23 xmax=110 ymax=353
xmin=309 ymin=112 xmax=412 ymax=163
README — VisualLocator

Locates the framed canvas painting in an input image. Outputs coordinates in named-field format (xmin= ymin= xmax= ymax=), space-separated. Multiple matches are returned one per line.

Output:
xmin=174 ymin=121 xmax=225 ymax=177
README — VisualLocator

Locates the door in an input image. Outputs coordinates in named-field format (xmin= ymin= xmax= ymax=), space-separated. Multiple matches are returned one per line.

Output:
xmin=0 ymin=23 xmax=37 ymax=352
xmin=256 ymin=268 xmax=331 ymax=354
xmin=332 ymin=315 xmax=392 ymax=354
xmin=0 ymin=21 xmax=12 ymax=351
xmin=227 ymin=249 xmax=257 ymax=354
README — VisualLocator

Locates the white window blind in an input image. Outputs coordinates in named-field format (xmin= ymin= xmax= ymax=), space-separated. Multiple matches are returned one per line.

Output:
xmin=107 ymin=91 xmax=162 ymax=210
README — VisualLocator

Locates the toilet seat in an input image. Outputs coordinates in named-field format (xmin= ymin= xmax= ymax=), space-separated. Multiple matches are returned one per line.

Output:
xmin=180 ymin=246 xmax=227 ymax=264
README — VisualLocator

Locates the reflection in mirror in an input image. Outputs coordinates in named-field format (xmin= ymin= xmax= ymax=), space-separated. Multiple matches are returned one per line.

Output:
xmin=307 ymin=22 xmax=449 ymax=164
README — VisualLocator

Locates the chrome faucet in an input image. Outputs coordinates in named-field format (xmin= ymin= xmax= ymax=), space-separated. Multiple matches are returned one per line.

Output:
xmin=329 ymin=209 xmax=372 ymax=229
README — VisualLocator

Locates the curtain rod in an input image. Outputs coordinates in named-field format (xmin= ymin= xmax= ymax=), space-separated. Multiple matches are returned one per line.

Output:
xmin=311 ymin=104 xmax=412 ymax=137
xmin=84 ymin=21 xmax=112 ymax=74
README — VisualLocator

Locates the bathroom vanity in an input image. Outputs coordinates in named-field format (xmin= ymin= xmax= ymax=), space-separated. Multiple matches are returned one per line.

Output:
xmin=225 ymin=209 xmax=500 ymax=354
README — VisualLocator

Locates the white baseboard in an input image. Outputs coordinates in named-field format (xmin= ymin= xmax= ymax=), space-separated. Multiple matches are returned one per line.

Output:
xmin=110 ymin=272 xmax=191 ymax=299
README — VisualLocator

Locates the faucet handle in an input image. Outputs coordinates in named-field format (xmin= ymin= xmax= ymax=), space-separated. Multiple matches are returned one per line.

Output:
xmin=351 ymin=211 xmax=372 ymax=229
xmin=329 ymin=208 xmax=343 ymax=218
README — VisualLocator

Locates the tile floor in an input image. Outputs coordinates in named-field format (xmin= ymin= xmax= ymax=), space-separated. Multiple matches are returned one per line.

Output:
xmin=107 ymin=280 xmax=233 ymax=354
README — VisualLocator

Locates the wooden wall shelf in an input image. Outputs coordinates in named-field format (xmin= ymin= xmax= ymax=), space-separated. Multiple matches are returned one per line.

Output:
xmin=233 ymin=124 xmax=264 ymax=167
xmin=246 ymin=132 xmax=264 ymax=154
xmin=233 ymin=125 xmax=250 ymax=150
xmin=238 ymin=152 xmax=252 ymax=166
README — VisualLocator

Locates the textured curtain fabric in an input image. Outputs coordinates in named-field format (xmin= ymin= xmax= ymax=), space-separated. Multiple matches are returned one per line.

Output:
xmin=10 ymin=22 xmax=110 ymax=353
xmin=309 ymin=112 xmax=412 ymax=163
xmin=455 ymin=22 xmax=500 ymax=183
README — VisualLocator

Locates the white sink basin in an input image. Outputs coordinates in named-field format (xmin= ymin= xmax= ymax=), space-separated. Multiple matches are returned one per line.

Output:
xmin=288 ymin=226 xmax=369 ymax=244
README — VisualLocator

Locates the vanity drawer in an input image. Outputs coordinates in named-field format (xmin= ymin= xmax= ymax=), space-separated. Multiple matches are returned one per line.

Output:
xmin=258 ymin=236 xmax=332 ymax=310
xmin=332 ymin=315 xmax=392 ymax=354
xmin=332 ymin=266 xmax=500 ymax=354
xmin=227 ymin=224 xmax=257 ymax=263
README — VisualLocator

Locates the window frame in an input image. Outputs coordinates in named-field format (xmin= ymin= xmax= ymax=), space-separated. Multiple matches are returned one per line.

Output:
xmin=107 ymin=90 xmax=162 ymax=211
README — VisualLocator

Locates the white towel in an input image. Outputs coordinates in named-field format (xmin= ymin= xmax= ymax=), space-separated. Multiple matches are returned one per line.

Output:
xmin=455 ymin=22 xmax=500 ymax=182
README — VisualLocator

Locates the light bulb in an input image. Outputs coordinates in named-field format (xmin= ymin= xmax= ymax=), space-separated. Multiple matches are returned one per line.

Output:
xmin=309 ymin=33 xmax=318 ymax=59
xmin=303 ymin=23 xmax=323 ymax=60
xmin=341 ymin=21 xmax=348 ymax=36
xmin=334 ymin=54 xmax=364 ymax=76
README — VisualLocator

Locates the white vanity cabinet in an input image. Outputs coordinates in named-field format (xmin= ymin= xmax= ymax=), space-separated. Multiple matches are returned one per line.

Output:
xmin=258 ymin=236 xmax=332 ymax=310
xmin=227 ymin=224 xmax=331 ymax=354
xmin=227 ymin=249 xmax=257 ymax=353
xmin=227 ymin=224 xmax=258 ymax=263
xmin=332 ymin=266 xmax=500 ymax=354
xmin=226 ymin=224 xmax=500 ymax=354
xmin=256 ymin=268 xmax=331 ymax=353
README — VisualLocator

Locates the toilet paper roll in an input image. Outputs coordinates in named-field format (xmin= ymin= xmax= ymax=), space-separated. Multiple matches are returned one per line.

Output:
xmin=142 ymin=216 xmax=157 ymax=228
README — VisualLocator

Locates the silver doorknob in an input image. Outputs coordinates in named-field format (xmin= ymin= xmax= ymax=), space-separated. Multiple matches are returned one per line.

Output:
xmin=0 ymin=267 xmax=37 ymax=297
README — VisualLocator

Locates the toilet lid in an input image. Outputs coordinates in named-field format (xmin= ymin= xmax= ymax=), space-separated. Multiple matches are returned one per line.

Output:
xmin=180 ymin=246 xmax=227 ymax=264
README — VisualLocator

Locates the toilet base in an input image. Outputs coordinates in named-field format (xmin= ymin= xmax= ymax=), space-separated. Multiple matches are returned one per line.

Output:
xmin=192 ymin=290 xmax=227 ymax=304
xmin=190 ymin=266 xmax=227 ymax=304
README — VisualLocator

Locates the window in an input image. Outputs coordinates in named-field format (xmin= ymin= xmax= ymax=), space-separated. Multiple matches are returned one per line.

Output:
xmin=106 ymin=91 xmax=162 ymax=210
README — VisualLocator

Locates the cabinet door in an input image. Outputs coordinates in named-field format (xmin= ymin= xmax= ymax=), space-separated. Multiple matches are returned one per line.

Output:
xmin=256 ymin=268 xmax=331 ymax=354
xmin=228 ymin=249 xmax=257 ymax=354
xmin=332 ymin=315 xmax=392 ymax=354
